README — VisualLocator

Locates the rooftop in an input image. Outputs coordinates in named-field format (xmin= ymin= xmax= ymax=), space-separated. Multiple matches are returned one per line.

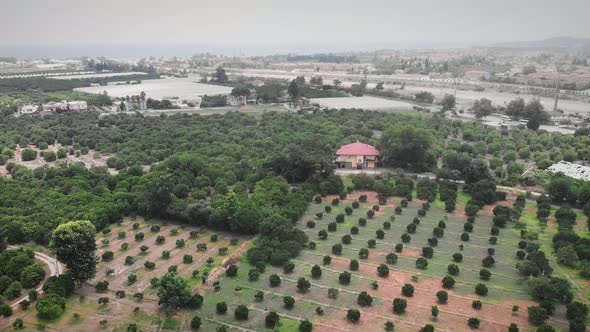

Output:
xmin=336 ymin=141 xmax=380 ymax=156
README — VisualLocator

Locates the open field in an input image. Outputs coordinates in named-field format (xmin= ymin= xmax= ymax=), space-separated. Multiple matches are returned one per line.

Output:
xmin=198 ymin=191 xmax=574 ymax=331
xmin=74 ymin=76 xmax=233 ymax=100
xmin=311 ymin=96 xmax=415 ymax=111
xmin=0 ymin=218 xmax=250 ymax=331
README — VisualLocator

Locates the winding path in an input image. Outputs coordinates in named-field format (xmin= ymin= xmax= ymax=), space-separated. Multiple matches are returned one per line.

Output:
xmin=7 ymin=246 xmax=64 ymax=309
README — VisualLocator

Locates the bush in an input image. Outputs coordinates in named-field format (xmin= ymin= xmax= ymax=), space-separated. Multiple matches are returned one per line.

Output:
xmin=566 ymin=301 xmax=588 ymax=320
xmin=36 ymin=293 xmax=66 ymax=320
xmin=436 ymin=290 xmax=448 ymax=304
xmin=472 ymin=300 xmax=482 ymax=310
xmin=475 ymin=283 xmax=488 ymax=296
xmin=347 ymin=309 xmax=361 ymax=323
xmin=283 ymin=262 xmax=295 ymax=274
xmin=395 ymin=243 xmax=403 ymax=252
xmin=479 ymin=269 xmax=492 ymax=281
xmin=461 ymin=233 xmax=470 ymax=241
xmin=377 ymin=264 xmax=390 ymax=277
xmin=467 ymin=317 xmax=480 ymax=329
xmin=234 ymin=305 xmax=249 ymax=320
xmin=386 ymin=253 xmax=398 ymax=264
xmin=442 ymin=276 xmax=455 ymax=289
xmin=349 ymin=259 xmax=359 ymax=271
xmin=299 ymin=319 xmax=313 ymax=332
xmin=448 ymin=264 xmax=460 ymax=276
xmin=402 ymin=283 xmax=414 ymax=297
xmin=226 ymin=264 xmax=238 ymax=277
xmin=339 ymin=271 xmax=351 ymax=285
xmin=0 ymin=304 xmax=12 ymax=317
xmin=393 ymin=298 xmax=407 ymax=313
xmin=416 ymin=257 xmax=428 ymax=269
xmin=453 ymin=253 xmax=463 ymax=262
xmin=528 ymin=306 xmax=549 ymax=325
xmin=269 ymin=274 xmax=281 ymax=287
xmin=265 ymin=311 xmax=280 ymax=328
xmin=190 ymin=316 xmax=201 ymax=330
xmin=216 ymin=301 xmax=228 ymax=314
xmin=357 ymin=291 xmax=373 ymax=306
xmin=283 ymin=296 xmax=295 ymax=309
xmin=422 ymin=247 xmax=434 ymax=258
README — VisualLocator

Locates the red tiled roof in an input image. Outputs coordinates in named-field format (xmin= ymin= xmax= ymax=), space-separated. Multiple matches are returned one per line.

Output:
xmin=336 ymin=141 xmax=380 ymax=156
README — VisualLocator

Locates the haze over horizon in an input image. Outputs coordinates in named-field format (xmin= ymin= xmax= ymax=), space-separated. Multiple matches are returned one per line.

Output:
xmin=2 ymin=0 xmax=590 ymax=58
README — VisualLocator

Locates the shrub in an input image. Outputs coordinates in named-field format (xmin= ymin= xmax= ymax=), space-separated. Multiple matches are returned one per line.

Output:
xmin=283 ymin=262 xmax=295 ymax=274
xmin=436 ymin=290 xmax=448 ymax=304
xmin=482 ymin=255 xmax=495 ymax=267
xmin=265 ymin=311 xmax=280 ymax=328
xmin=339 ymin=271 xmax=351 ymax=285
xmin=328 ymin=288 xmax=339 ymax=299
xmin=386 ymin=253 xmax=398 ymax=264
xmin=453 ymin=253 xmax=463 ymax=262
xmin=190 ymin=316 xmax=201 ymax=330
xmin=297 ymin=277 xmax=311 ymax=293
xmin=0 ymin=304 xmax=12 ymax=317
xmin=461 ymin=233 xmax=470 ymax=241
xmin=393 ymin=298 xmax=407 ymax=313
xmin=467 ymin=317 xmax=480 ymax=329
xmin=226 ymin=264 xmax=238 ymax=277
xmin=479 ymin=269 xmax=492 ymax=281
xmin=156 ymin=236 xmax=166 ymax=244
xmin=216 ymin=301 xmax=228 ymax=314
xmin=422 ymin=247 xmax=433 ymax=258
xmin=311 ymin=265 xmax=322 ymax=279
xmin=336 ymin=214 xmax=345 ymax=223
xmin=283 ymin=296 xmax=295 ymax=309
xmin=442 ymin=276 xmax=455 ymax=289
xmin=306 ymin=220 xmax=315 ymax=228
xmin=349 ymin=259 xmax=359 ymax=271
xmin=377 ymin=264 xmax=390 ymax=277
xmin=357 ymin=291 xmax=373 ymax=306
xmin=347 ymin=309 xmax=361 ymax=323
xmin=328 ymin=222 xmax=337 ymax=232
xmin=475 ymin=283 xmax=488 ymax=296
xmin=472 ymin=300 xmax=482 ymax=310
xmin=528 ymin=306 xmax=549 ymax=325
xmin=359 ymin=248 xmax=369 ymax=259
xmin=248 ymin=269 xmax=260 ymax=282
xmin=323 ymin=255 xmax=331 ymax=265
xmin=395 ymin=243 xmax=403 ymax=252
xmin=332 ymin=244 xmax=342 ymax=255
xmin=234 ymin=305 xmax=249 ymax=320
xmin=269 ymin=274 xmax=281 ymax=287
xmin=401 ymin=233 xmax=411 ymax=243
xmin=299 ymin=319 xmax=313 ymax=332
xmin=416 ymin=257 xmax=428 ymax=269
xmin=342 ymin=234 xmax=352 ymax=244
xmin=358 ymin=217 xmax=367 ymax=226
xmin=402 ymin=284 xmax=414 ymax=297
xmin=448 ymin=264 xmax=460 ymax=276
xmin=36 ymin=293 xmax=66 ymax=320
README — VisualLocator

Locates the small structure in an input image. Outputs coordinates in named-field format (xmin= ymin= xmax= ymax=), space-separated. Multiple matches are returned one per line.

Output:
xmin=42 ymin=100 xmax=88 ymax=112
xmin=16 ymin=104 xmax=40 ymax=116
xmin=227 ymin=95 xmax=247 ymax=106
xmin=464 ymin=70 xmax=491 ymax=81
xmin=335 ymin=141 xmax=380 ymax=169
xmin=547 ymin=161 xmax=590 ymax=182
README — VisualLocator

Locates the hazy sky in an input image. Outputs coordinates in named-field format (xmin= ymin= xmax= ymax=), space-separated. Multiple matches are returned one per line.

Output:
xmin=2 ymin=0 xmax=589 ymax=56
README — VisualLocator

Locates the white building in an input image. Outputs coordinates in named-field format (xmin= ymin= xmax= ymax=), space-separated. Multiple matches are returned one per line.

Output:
xmin=16 ymin=104 xmax=40 ymax=116
xmin=42 ymin=100 xmax=88 ymax=112
xmin=547 ymin=161 xmax=590 ymax=182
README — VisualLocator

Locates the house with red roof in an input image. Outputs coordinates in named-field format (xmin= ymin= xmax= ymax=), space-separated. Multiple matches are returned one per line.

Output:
xmin=335 ymin=141 xmax=380 ymax=169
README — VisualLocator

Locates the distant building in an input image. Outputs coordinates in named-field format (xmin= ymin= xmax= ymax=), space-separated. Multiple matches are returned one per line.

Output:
xmin=16 ymin=104 xmax=40 ymax=116
xmin=42 ymin=100 xmax=88 ymax=112
xmin=335 ymin=141 xmax=380 ymax=169
xmin=464 ymin=70 xmax=491 ymax=80
xmin=124 ymin=95 xmax=147 ymax=111
xmin=227 ymin=95 xmax=247 ymax=106
xmin=547 ymin=161 xmax=590 ymax=182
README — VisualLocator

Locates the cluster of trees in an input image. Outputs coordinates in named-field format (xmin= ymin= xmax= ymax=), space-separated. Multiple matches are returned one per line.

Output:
xmin=0 ymin=248 xmax=45 ymax=306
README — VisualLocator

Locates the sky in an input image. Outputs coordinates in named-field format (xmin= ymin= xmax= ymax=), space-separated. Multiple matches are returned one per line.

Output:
xmin=1 ymin=0 xmax=589 ymax=57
